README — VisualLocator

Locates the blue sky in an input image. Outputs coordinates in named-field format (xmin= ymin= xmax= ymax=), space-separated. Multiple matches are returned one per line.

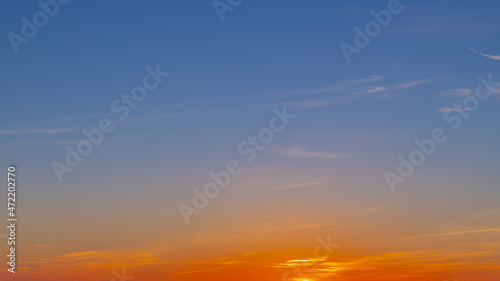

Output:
xmin=1 ymin=0 xmax=499 ymax=207
xmin=2 ymin=1 xmax=499 ymax=181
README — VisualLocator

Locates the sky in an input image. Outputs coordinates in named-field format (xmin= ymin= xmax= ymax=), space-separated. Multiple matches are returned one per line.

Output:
xmin=0 ymin=0 xmax=500 ymax=280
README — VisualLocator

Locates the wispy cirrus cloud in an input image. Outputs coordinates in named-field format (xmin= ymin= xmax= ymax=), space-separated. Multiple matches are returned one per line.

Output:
xmin=391 ymin=79 xmax=430 ymax=91
xmin=437 ymin=106 xmax=471 ymax=113
xmin=353 ymin=79 xmax=429 ymax=96
xmin=287 ymin=222 xmax=376 ymax=231
xmin=0 ymin=131 xmax=158 ymax=147
xmin=361 ymin=204 xmax=386 ymax=213
xmin=357 ymin=79 xmax=430 ymax=95
xmin=240 ymin=173 xmax=328 ymax=191
xmin=34 ymin=244 xmax=58 ymax=248
xmin=271 ymin=76 xmax=428 ymax=97
xmin=441 ymin=88 xmax=474 ymax=97
xmin=470 ymin=48 xmax=500 ymax=61
xmin=437 ymin=85 xmax=500 ymax=112
xmin=267 ymin=75 xmax=384 ymax=97
xmin=245 ymin=76 xmax=431 ymax=110
xmin=0 ymin=140 xmax=79 ymax=147
xmin=354 ymin=86 xmax=386 ymax=95
xmin=399 ymin=227 xmax=500 ymax=241
xmin=0 ymin=127 xmax=77 ymax=135
xmin=288 ymin=97 xmax=349 ymax=108
xmin=281 ymin=147 xmax=354 ymax=159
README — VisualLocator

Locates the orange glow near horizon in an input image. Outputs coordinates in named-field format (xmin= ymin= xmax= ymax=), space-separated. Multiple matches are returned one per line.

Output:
xmin=4 ymin=218 xmax=500 ymax=281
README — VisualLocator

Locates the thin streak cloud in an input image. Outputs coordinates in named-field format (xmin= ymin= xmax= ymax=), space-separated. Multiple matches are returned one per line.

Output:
xmin=400 ymin=227 xmax=500 ymax=241
xmin=282 ymin=147 xmax=354 ymax=159
xmin=0 ymin=127 xmax=77 ymax=135
xmin=470 ymin=48 xmax=500 ymax=61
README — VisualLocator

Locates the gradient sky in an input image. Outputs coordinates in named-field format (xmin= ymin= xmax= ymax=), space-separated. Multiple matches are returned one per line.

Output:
xmin=1 ymin=0 xmax=500 ymax=280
